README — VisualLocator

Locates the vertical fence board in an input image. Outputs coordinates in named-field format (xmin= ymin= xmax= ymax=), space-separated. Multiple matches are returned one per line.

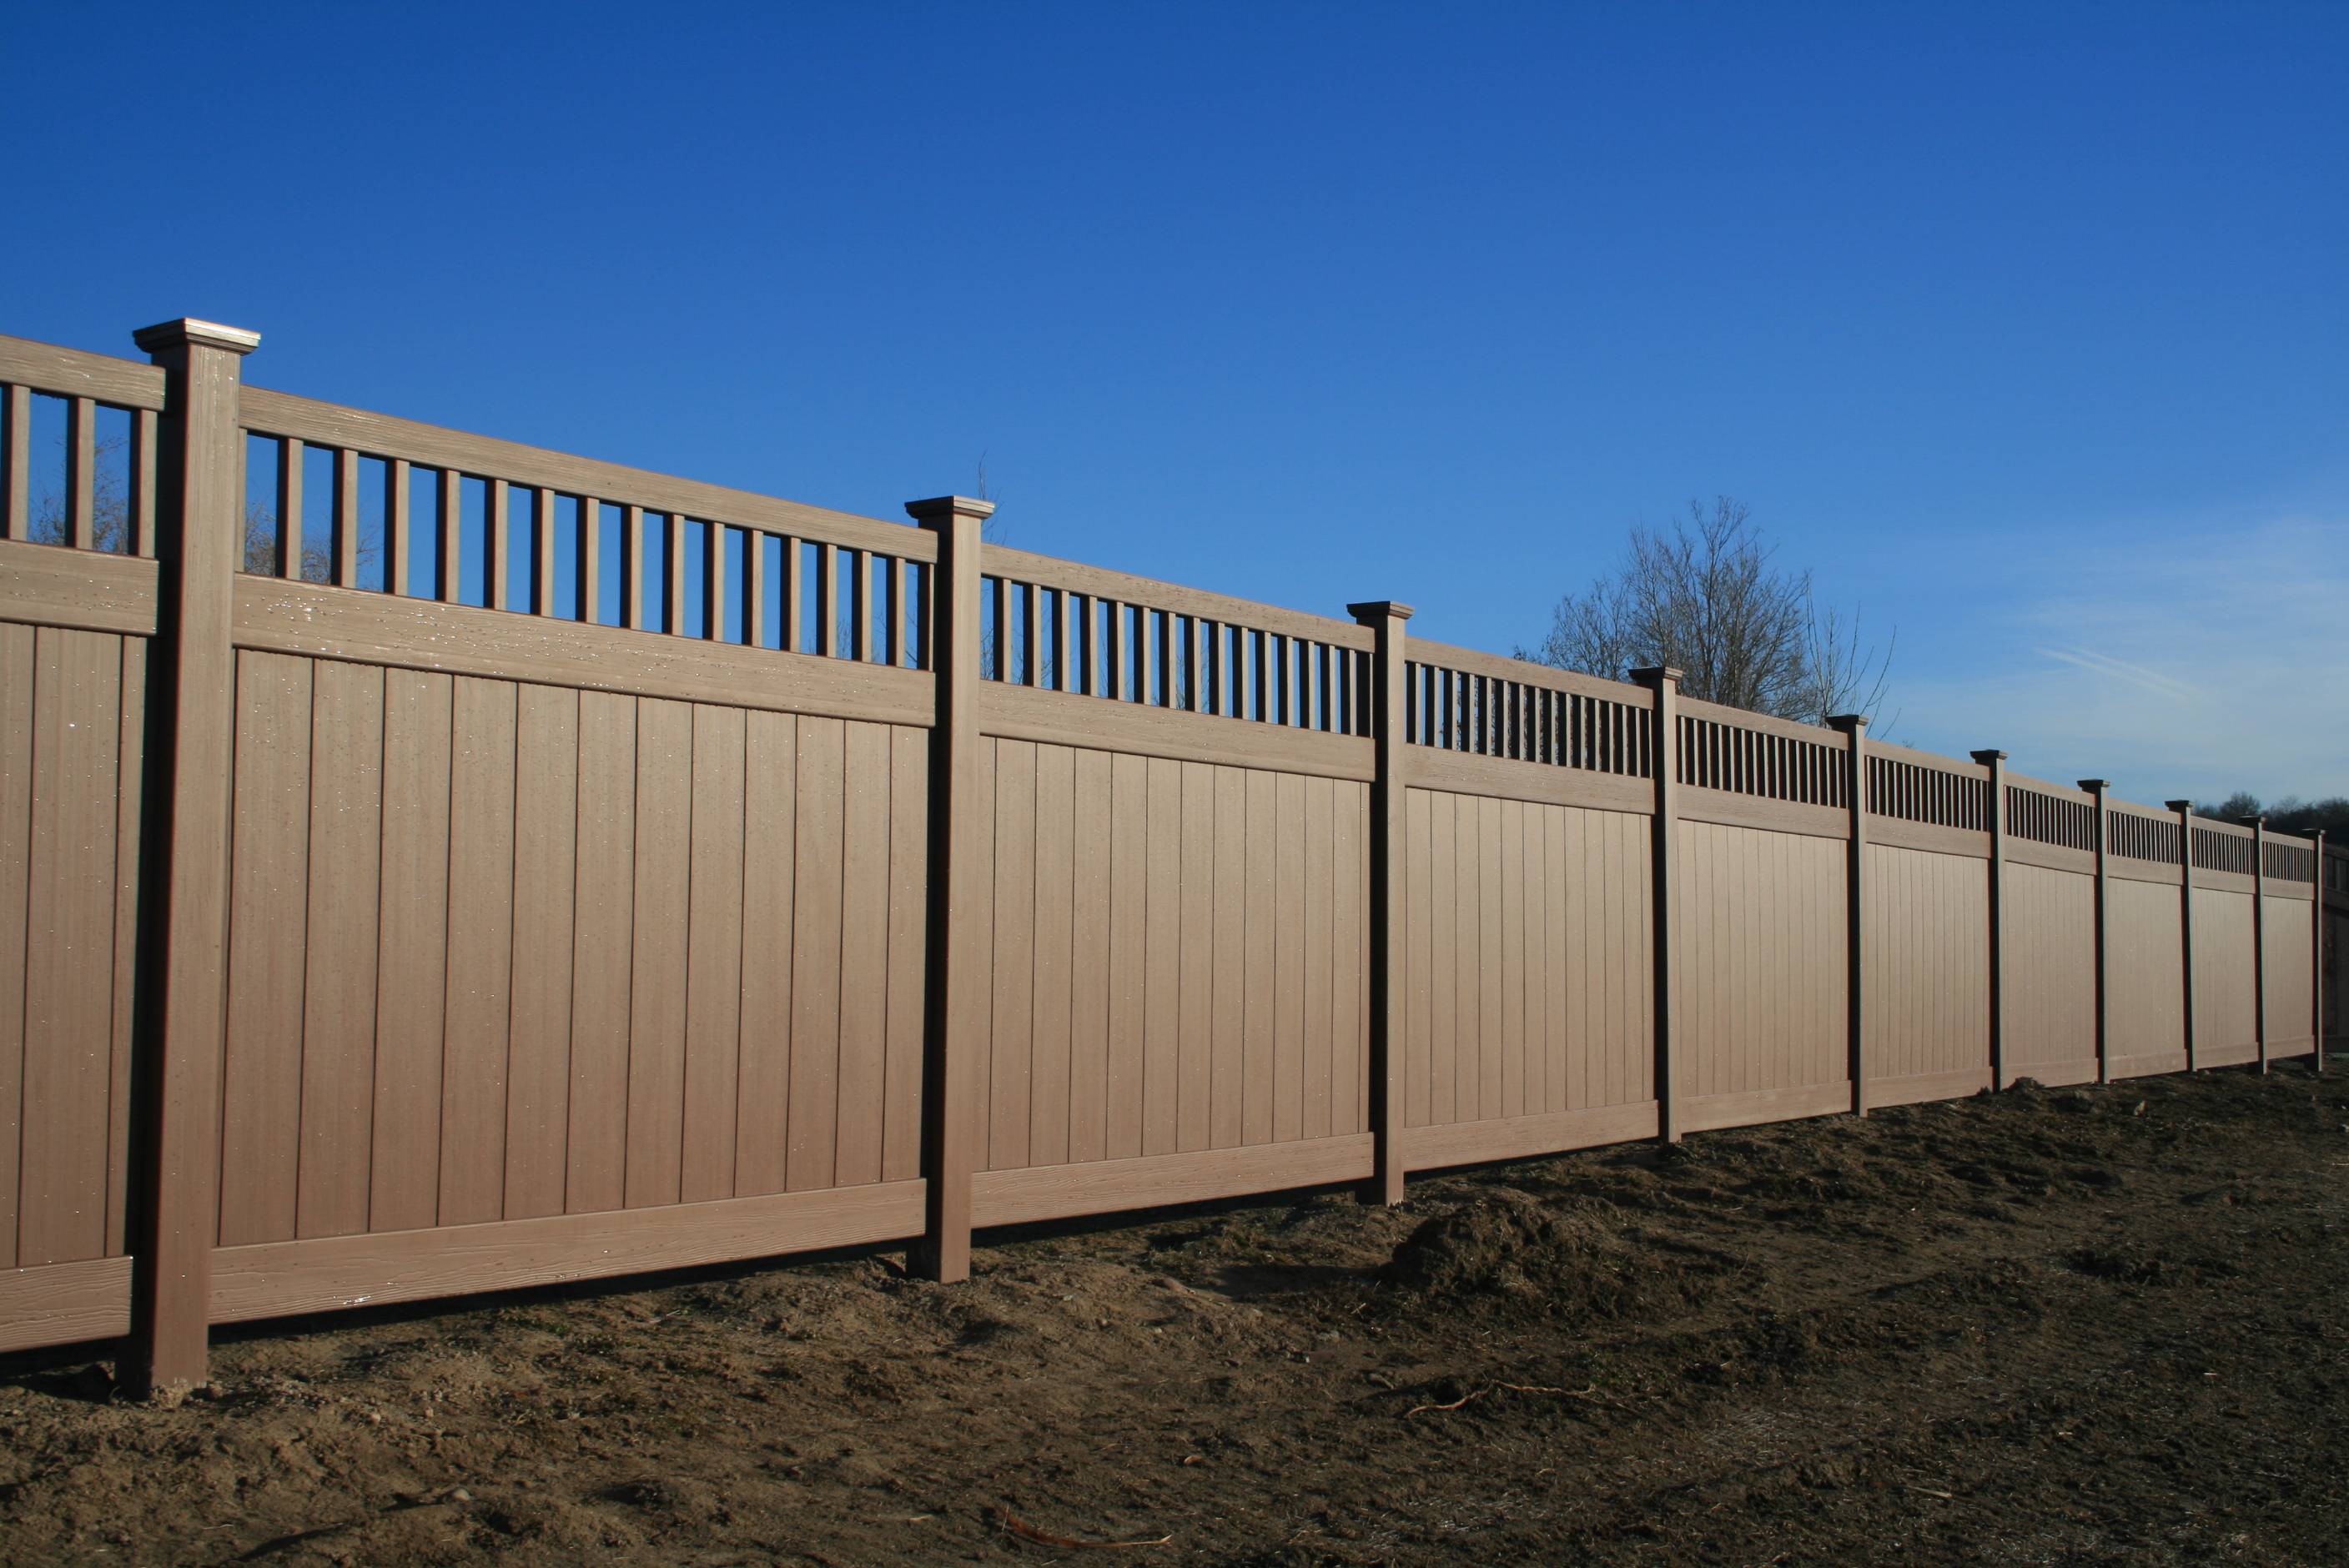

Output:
xmin=734 ymin=711 xmax=798 ymax=1195
xmin=370 ymin=671 xmax=453 ymax=1232
xmin=565 ymin=691 xmax=636 ymax=1214
xmin=988 ymin=741 xmax=1038 ymax=1171
xmin=440 ymin=677 xmax=518 ymax=1228
xmin=18 ymin=630 xmax=122 ymax=1264
xmin=1242 ymin=767 xmax=1276 ymax=1145
xmin=219 ymin=652 xmax=313 ymax=1247
xmin=1211 ymin=766 xmax=1248 ymax=1148
xmin=504 ymin=686 xmax=580 ymax=1219
xmin=1143 ymin=757 xmax=1182 ymax=1156
xmin=1177 ymin=761 xmax=1214 ymax=1153
xmin=623 ymin=696 xmax=693 ymax=1208
xmin=0 ymin=623 xmax=28 ymax=1264
xmin=1106 ymin=751 xmax=1148 ymax=1159
xmin=680 ymin=706 xmax=747 ymax=1204
xmin=1069 ymin=749 xmax=1113 ymax=1164
xmin=1403 ymin=788 xmax=1432 ymax=1130
xmin=834 ymin=721 xmax=892 ymax=1185
xmin=786 ymin=716 xmax=847 ymax=1190
xmin=103 ymin=641 xmax=148 ymax=1256
xmin=1301 ymin=775 xmax=1334 ymax=1141
xmin=294 ymin=660 xmax=384 ymax=1241
xmin=1030 ymin=745 xmax=1076 ymax=1168
xmin=1333 ymin=781 xmax=1364 ymax=1137
xmin=1273 ymin=772 xmax=1307 ymax=1143
xmin=883 ymin=726 xmax=929 ymax=1182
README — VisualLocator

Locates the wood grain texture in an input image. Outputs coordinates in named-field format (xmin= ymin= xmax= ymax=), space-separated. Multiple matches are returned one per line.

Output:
xmin=0 ymin=1255 xmax=133 ymax=1354
xmin=2106 ymin=875 xmax=2186 ymax=1077
xmin=1862 ymin=843 xmax=1990 ymax=1088
xmin=2004 ymin=863 xmax=2098 ymax=1083
xmin=623 ymin=697 xmax=693 ymax=1208
xmin=17 ymin=630 xmax=123 ymax=1265
xmin=2261 ymin=895 xmax=2314 ymax=1055
xmin=503 ymin=686 xmax=580 ymax=1219
xmin=368 ymin=671 xmax=453 ymax=1232
xmin=439 ymin=677 xmax=518 ymax=1228
xmin=219 ymin=651 xmax=313 ymax=1247
xmin=972 ymin=1137 xmax=1374 ymax=1228
xmin=0 ymin=540 xmax=159 ymax=636
xmin=680 ymin=706 xmax=747 ymax=1204
xmin=1676 ymin=822 xmax=1846 ymax=1102
xmin=786 ymin=716 xmax=846 ymax=1190
xmin=565 ymin=691 xmax=636 ymax=1215
xmin=294 ymin=660 xmax=383 ymax=1240
xmin=734 ymin=710 xmax=797 ymax=1196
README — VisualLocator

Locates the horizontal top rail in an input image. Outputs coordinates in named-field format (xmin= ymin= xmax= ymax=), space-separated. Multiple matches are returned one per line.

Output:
xmin=1406 ymin=636 xmax=1645 ymax=706
xmin=239 ymin=385 xmax=933 ymax=562
xmin=1674 ymin=694 xmax=1843 ymax=745
xmin=1864 ymin=734 xmax=1986 ymax=776
xmin=0 ymin=334 xmax=166 ymax=411
xmin=985 ymin=545 xmax=1370 ymax=651
xmin=2004 ymin=770 xmax=2097 ymax=807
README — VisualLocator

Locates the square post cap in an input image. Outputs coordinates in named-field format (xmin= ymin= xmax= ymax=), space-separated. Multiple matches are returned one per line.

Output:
xmin=903 ymin=495 xmax=995 ymax=524
xmin=1346 ymin=601 xmax=1415 ymax=624
xmin=1969 ymin=749 xmax=2008 ymax=765
xmin=132 ymin=318 xmax=260 ymax=355
xmin=1627 ymin=665 xmax=1683 ymax=686
xmin=2165 ymin=799 xmax=2194 ymax=813
xmin=2236 ymin=815 xmax=2265 ymax=828
xmin=2076 ymin=779 xmax=2111 ymax=793
xmin=1825 ymin=712 xmax=1868 ymax=731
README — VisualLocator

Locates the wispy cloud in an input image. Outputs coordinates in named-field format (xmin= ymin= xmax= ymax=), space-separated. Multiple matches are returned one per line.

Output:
xmin=1894 ymin=515 xmax=2349 ymax=804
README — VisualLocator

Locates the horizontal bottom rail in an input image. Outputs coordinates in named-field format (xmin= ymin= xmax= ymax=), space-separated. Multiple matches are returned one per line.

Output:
xmin=2109 ymin=1049 xmax=2190 ymax=1080
xmin=1684 ymin=1081 xmax=1852 ymax=1133
xmin=209 ymin=1180 xmax=927 ymax=1325
xmin=2004 ymin=1058 xmax=2099 ymax=1088
xmin=2196 ymin=1044 xmax=2261 ymax=1070
xmin=1869 ymin=1066 xmax=1993 ymax=1108
xmin=1401 ymin=1102 xmax=1660 ymax=1173
xmin=0 ymin=1256 xmax=132 ymax=1354
xmin=973 ymin=1138 xmax=1374 ymax=1229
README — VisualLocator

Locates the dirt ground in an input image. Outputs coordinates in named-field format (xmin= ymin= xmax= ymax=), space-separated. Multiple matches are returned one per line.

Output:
xmin=3 ymin=1063 xmax=2345 ymax=1566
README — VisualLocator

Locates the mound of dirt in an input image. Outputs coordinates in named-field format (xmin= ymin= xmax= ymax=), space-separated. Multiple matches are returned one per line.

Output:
xmin=1379 ymin=1192 xmax=1735 ymax=1319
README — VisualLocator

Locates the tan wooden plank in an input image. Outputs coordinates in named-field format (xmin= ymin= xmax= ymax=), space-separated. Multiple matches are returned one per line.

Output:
xmin=979 ymin=681 xmax=1373 ymax=784
xmin=212 ymin=1179 xmax=926 ymax=1326
xmin=103 ymin=640 xmax=147 ymax=1254
xmin=1067 ymin=747 xmax=1113 ymax=1163
xmin=1177 ymin=760 xmax=1215 ymax=1152
xmin=565 ymin=691 xmax=636 ymax=1213
xmin=984 ymin=740 xmax=1038 ymax=1171
xmin=665 ymin=514 xmax=685 ymax=635
xmin=65 ymin=398 xmax=94 ymax=550
xmin=1241 ymin=767 xmax=1275 ymax=1144
xmin=1402 ymin=788 xmax=1431 ymax=1129
xmin=219 ymin=651 xmax=312 ymax=1247
xmin=0 ymin=334 xmax=166 ymax=409
xmin=503 ymin=684 xmax=581 ymax=1219
xmin=234 ymin=575 xmax=935 ymax=730
xmin=1274 ymin=771 xmax=1306 ymax=1142
xmin=621 ymin=505 xmax=646 ymax=630
xmin=1301 ymin=773 xmax=1334 ymax=1140
xmin=882 ymin=726 xmax=928 ymax=1181
xmin=786 ymin=716 xmax=846 ymax=1190
xmin=488 ymin=480 xmax=512 ymax=611
xmin=0 ymin=384 xmax=26 ymax=540
xmin=18 ymin=630 xmax=121 ymax=1264
xmin=294 ymin=659 xmax=385 ymax=1240
xmin=834 ymin=720 xmax=892 ymax=1185
xmin=1143 ymin=756 xmax=1181 ymax=1157
xmin=0 ymin=1254 xmax=133 ymax=1354
xmin=0 ymin=538 xmax=161 ymax=636
xmin=1427 ymin=791 xmax=1458 ymax=1125
xmin=332 ymin=448 xmax=360 ymax=587
xmin=1210 ymin=766 xmax=1247 ymax=1148
xmin=1544 ymin=803 xmax=1570 ymax=1115
xmin=369 ymin=670 xmax=453 ymax=1232
xmin=1029 ymin=743 xmax=1076 ymax=1168
xmin=1452 ymin=794 xmax=1484 ymax=1119
xmin=535 ymin=487 xmax=556 ymax=616
xmin=275 ymin=438 xmax=303 ymax=580
xmin=1522 ymin=802 xmax=1547 ymax=1118
xmin=971 ymin=1135 xmax=1375 ymax=1229
xmin=1499 ymin=797 xmax=1526 ymax=1120
xmin=1105 ymin=751 xmax=1149 ymax=1160
xmin=1476 ymin=796 xmax=1504 ymax=1119
xmin=0 ymin=626 xmax=33 ymax=1261
xmin=385 ymin=460 xmax=410 ymax=596
xmin=734 ymin=710 xmax=797 ymax=1195
xmin=436 ymin=469 xmax=461 ymax=605
xmin=438 ymin=676 xmax=518 ymax=1228
xmin=679 ymin=704 xmax=747 ymax=1203
xmin=622 ymin=696 xmax=692 ymax=1207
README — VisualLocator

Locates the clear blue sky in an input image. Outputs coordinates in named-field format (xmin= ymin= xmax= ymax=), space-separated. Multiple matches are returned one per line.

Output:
xmin=7 ymin=2 xmax=2342 ymax=802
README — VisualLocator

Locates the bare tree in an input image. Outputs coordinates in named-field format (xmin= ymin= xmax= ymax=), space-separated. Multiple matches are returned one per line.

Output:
xmin=33 ymin=432 xmax=345 ymax=580
xmin=1517 ymin=495 xmax=1894 ymax=728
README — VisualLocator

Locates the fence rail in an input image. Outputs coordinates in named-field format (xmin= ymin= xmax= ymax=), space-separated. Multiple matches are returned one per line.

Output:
xmin=0 ymin=319 xmax=2327 ymax=1391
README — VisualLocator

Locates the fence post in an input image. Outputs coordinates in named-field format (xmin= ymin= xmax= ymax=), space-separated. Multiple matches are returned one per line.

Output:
xmin=1630 ymin=667 xmax=1682 ymax=1143
xmin=1828 ymin=714 xmax=1869 ymax=1115
xmin=124 ymin=318 xmax=260 ymax=1395
xmin=1349 ymin=601 xmax=1414 ymax=1204
xmin=2169 ymin=801 xmax=2198 ymax=1073
xmin=905 ymin=495 xmax=993 ymax=1282
xmin=2242 ymin=814 xmax=2267 ymax=1073
xmin=2313 ymin=829 xmax=2327 ymax=1073
xmin=1971 ymin=751 xmax=2009 ymax=1089
xmin=2078 ymin=780 xmax=2112 ymax=1084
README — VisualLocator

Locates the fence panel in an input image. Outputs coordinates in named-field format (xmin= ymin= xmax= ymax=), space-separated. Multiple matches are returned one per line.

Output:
xmin=1863 ymin=843 xmax=1992 ymax=1104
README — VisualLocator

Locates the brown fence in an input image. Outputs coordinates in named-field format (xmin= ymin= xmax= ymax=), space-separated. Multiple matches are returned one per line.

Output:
xmin=0 ymin=319 xmax=2327 ymax=1390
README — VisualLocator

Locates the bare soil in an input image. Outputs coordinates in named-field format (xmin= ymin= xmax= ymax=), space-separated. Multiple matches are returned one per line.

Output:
xmin=4 ymin=1063 xmax=2346 ymax=1565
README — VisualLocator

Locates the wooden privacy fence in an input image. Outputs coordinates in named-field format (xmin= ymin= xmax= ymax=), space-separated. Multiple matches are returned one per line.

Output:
xmin=0 ymin=319 xmax=2330 ymax=1391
